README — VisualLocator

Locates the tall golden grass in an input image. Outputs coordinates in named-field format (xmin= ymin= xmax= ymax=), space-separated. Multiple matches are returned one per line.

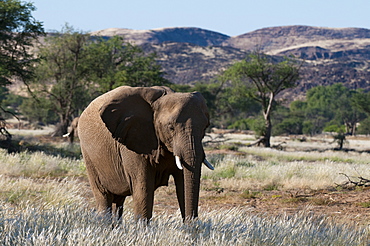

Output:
xmin=0 ymin=134 xmax=368 ymax=245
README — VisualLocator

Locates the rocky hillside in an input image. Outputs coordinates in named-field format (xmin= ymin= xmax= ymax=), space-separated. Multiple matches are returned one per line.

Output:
xmin=91 ymin=27 xmax=229 ymax=46
xmin=140 ymin=43 xmax=247 ymax=84
xmin=224 ymin=26 xmax=370 ymax=53
xmin=93 ymin=25 xmax=370 ymax=101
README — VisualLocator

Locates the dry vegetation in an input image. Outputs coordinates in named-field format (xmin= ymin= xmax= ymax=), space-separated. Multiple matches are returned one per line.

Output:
xmin=0 ymin=130 xmax=369 ymax=245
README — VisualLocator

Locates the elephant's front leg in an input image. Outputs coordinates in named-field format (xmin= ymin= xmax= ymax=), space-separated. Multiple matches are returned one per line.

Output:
xmin=130 ymin=170 xmax=156 ymax=221
xmin=173 ymin=171 xmax=185 ymax=220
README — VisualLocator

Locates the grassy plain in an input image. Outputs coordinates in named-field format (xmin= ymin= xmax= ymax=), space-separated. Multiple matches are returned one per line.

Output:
xmin=0 ymin=129 xmax=369 ymax=245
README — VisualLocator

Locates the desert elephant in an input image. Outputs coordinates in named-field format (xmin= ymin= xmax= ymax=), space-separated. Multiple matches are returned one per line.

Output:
xmin=78 ymin=86 xmax=214 ymax=221
xmin=63 ymin=116 xmax=79 ymax=143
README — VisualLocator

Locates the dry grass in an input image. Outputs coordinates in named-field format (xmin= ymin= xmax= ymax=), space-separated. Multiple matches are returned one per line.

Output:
xmin=0 ymin=203 xmax=368 ymax=245
xmin=0 ymin=175 xmax=88 ymax=206
xmin=0 ymin=132 xmax=369 ymax=244
xmin=203 ymin=148 xmax=370 ymax=191
xmin=0 ymin=149 xmax=85 ymax=178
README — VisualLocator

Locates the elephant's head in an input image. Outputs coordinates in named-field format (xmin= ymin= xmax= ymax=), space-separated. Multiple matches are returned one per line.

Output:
xmin=152 ymin=91 xmax=213 ymax=220
xmin=99 ymin=86 xmax=213 ymax=221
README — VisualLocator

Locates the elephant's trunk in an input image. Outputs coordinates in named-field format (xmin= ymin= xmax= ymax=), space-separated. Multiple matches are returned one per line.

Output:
xmin=175 ymin=135 xmax=204 ymax=221
xmin=183 ymin=161 xmax=201 ymax=220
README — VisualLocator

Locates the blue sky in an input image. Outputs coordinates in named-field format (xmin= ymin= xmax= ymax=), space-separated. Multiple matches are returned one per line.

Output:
xmin=30 ymin=0 xmax=370 ymax=36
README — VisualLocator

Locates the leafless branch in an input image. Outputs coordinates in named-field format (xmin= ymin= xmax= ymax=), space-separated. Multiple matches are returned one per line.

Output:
xmin=336 ymin=173 xmax=370 ymax=189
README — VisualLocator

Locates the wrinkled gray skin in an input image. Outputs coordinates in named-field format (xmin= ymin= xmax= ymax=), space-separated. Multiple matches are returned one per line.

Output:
xmin=78 ymin=86 xmax=211 ymax=221
xmin=63 ymin=117 xmax=79 ymax=143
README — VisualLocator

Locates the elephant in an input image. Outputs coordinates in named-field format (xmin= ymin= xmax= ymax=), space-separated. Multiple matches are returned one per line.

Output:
xmin=78 ymin=86 xmax=214 ymax=221
xmin=63 ymin=116 xmax=79 ymax=143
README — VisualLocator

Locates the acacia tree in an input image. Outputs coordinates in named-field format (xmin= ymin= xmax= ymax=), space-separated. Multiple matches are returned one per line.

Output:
xmin=352 ymin=91 xmax=370 ymax=115
xmin=86 ymin=36 xmax=169 ymax=93
xmin=27 ymin=27 xmax=169 ymax=135
xmin=0 ymin=0 xmax=43 ymax=149
xmin=223 ymin=51 xmax=301 ymax=147
xmin=0 ymin=0 xmax=44 ymax=86
xmin=29 ymin=25 xmax=92 ymax=136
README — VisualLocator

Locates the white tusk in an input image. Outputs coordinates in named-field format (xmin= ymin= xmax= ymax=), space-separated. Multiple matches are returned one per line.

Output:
xmin=175 ymin=156 xmax=183 ymax=170
xmin=62 ymin=133 xmax=70 ymax=138
xmin=203 ymin=159 xmax=214 ymax=170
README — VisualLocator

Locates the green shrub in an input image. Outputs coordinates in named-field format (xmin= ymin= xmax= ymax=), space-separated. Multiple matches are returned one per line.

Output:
xmin=249 ymin=117 xmax=266 ymax=138
xmin=358 ymin=201 xmax=370 ymax=208
xmin=274 ymin=117 xmax=304 ymax=135
xmin=323 ymin=124 xmax=345 ymax=133
xmin=357 ymin=117 xmax=370 ymax=135
xmin=215 ymin=166 xmax=236 ymax=179
xmin=240 ymin=190 xmax=259 ymax=199
xmin=227 ymin=118 xmax=251 ymax=130
xmin=263 ymin=183 xmax=280 ymax=191
xmin=218 ymin=144 xmax=238 ymax=151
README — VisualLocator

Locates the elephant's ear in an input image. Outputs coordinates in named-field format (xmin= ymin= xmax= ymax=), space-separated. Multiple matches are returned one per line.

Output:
xmin=99 ymin=87 xmax=166 ymax=154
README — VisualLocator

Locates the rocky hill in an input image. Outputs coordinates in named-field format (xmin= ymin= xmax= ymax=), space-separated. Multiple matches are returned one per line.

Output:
xmin=224 ymin=26 xmax=370 ymax=52
xmin=140 ymin=43 xmax=247 ymax=84
xmin=91 ymin=27 xmax=229 ymax=46
xmin=92 ymin=25 xmax=370 ymax=101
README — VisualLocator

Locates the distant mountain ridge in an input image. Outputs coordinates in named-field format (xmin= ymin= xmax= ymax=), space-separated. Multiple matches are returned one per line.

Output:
xmin=224 ymin=26 xmax=370 ymax=52
xmin=91 ymin=25 xmax=370 ymax=101
xmin=92 ymin=25 xmax=370 ymax=50
xmin=91 ymin=27 xmax=229 ymax=46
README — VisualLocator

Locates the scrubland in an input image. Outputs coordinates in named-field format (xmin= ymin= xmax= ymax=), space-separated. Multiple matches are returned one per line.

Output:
xmin=203 ymin=147 xmax=370 ymax=190
xmin=0 ymin=131 xmax=369 ymax=245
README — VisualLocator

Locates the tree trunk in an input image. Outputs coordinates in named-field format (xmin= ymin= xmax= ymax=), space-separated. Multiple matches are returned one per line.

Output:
xmin=262 ymin=116 xmax=272 ymax=147
xmin=260 ymin=92 xmax=274 ymax=148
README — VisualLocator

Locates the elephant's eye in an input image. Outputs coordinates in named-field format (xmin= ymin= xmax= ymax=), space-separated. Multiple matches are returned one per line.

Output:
xmin=168 ymin=124 xmax=175 ymax=132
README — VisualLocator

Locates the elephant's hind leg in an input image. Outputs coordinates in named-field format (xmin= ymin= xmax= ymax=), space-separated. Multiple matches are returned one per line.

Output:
xmin=82 ymin=151 xmax=114 ymax=215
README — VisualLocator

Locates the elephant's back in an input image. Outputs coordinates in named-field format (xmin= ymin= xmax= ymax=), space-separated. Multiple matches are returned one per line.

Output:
xmin=78 ymin=96 xmax=104 ymax=138
xmin=78 ymin=91 xmax=115 ymax=156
